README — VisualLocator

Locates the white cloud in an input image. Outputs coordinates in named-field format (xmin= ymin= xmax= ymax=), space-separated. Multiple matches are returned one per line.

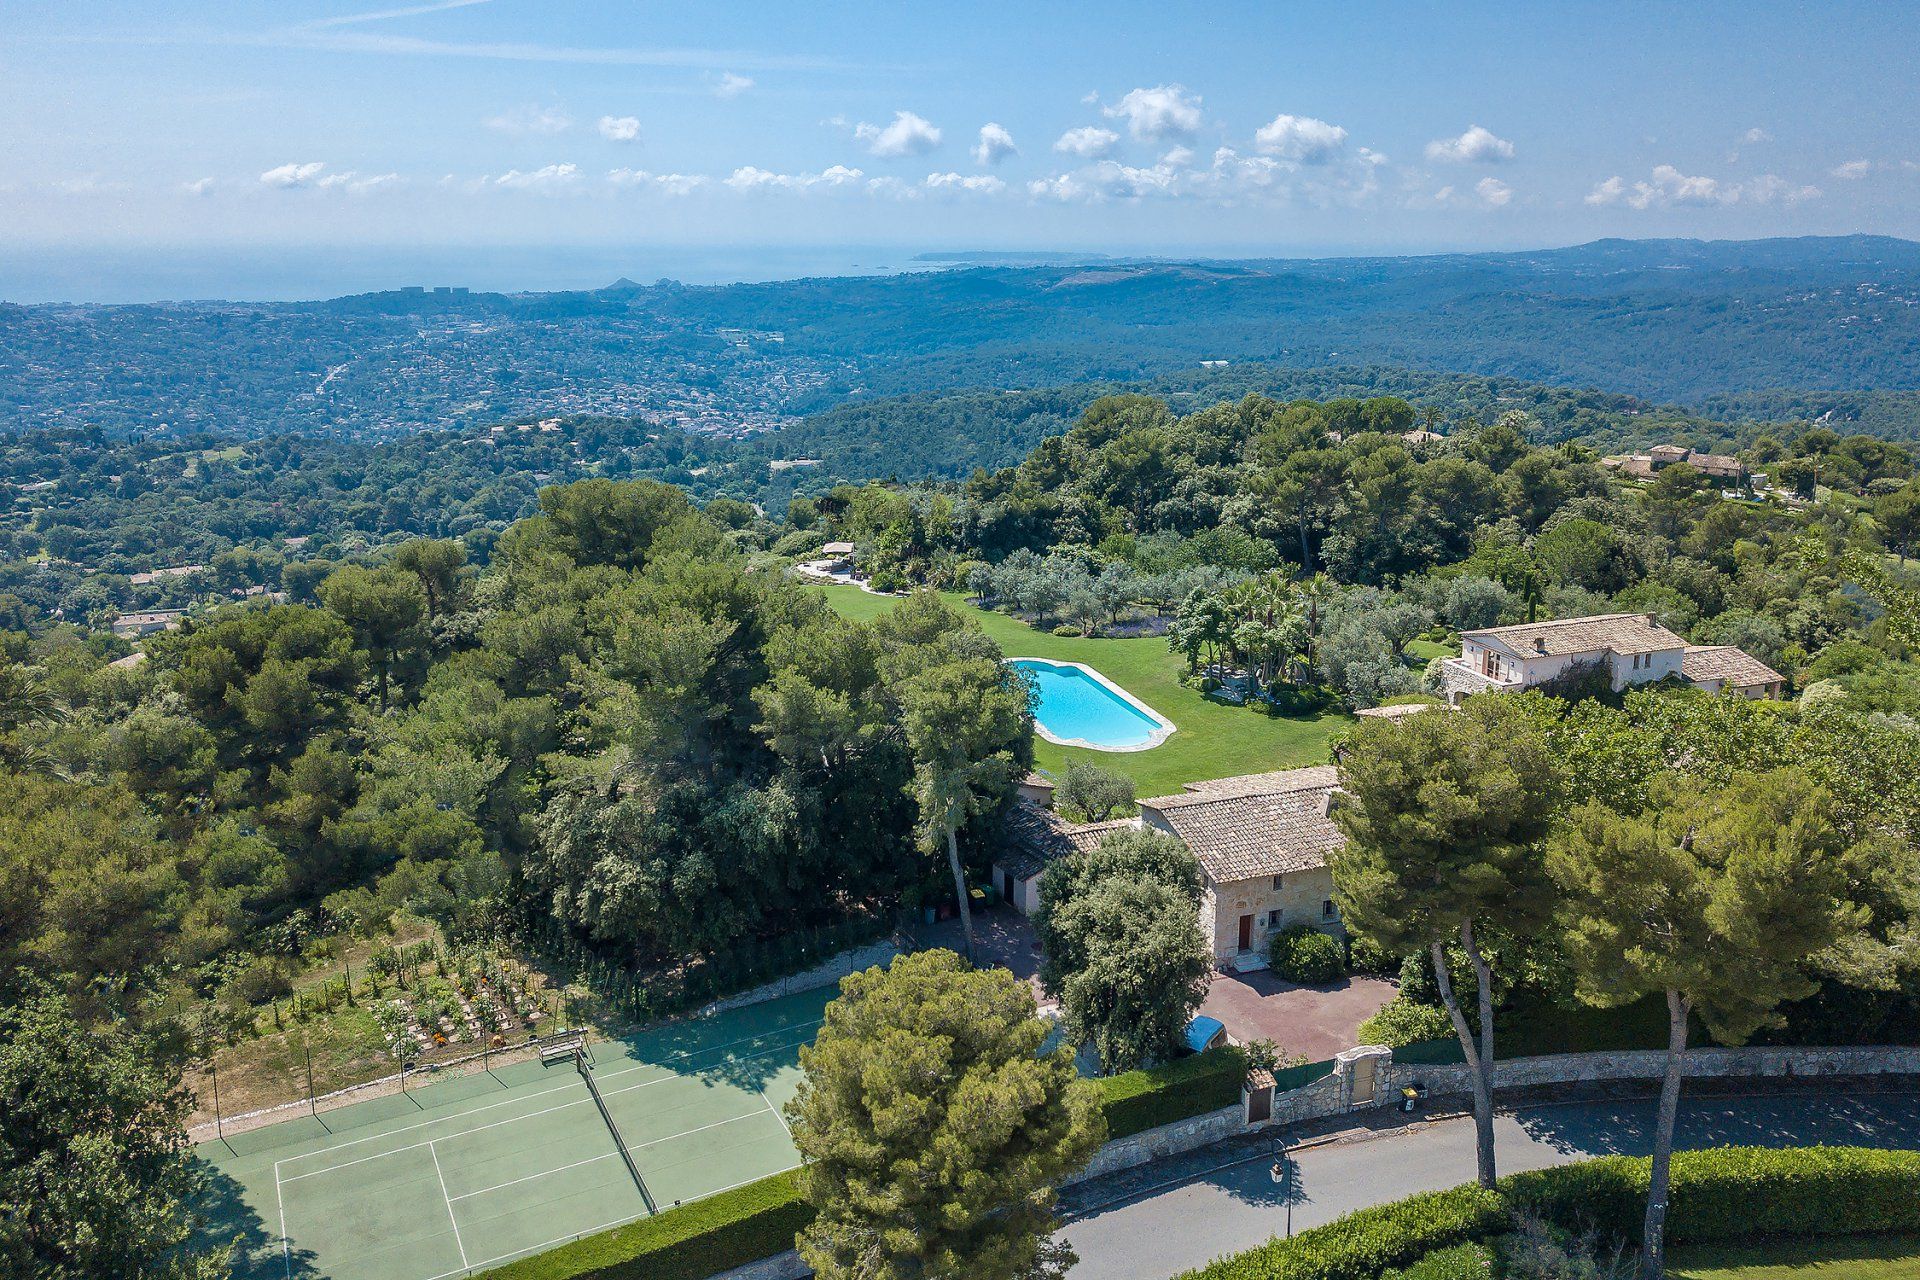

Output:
xmin=597 ymin=115 xmax=641 ymax=142
xmin=925 ymin=171 xmax=1005 ymax=194
xmin=1029 ymin=157 xmax=1182 ymax=202
xmin=1357 ymin=147 xmax=1388 ymax=167
xmin=1161 ymin=146 xmax=1196 ymax=168
xmin=1831 ymin=158 xmax=1872 ymax=179
xmin=1055 ymin=126 xmax=1120 ymax=159
xmin=1746 ymin=173 xmax=1822 ymax=204
xmin=723 ymin=164 xmax=865 ymax=191
xmin=491 ymin=163 xmax=582 ymax=191
xmin=1476 ymin=176 xmax=1512 ymax=207
xmin=608 ymin=168 xmax=707 ymax=195
xmin=1585 ymin=164 xmax=1818 ymax=209
xmin=711 ymin=72 xmax=754 ymax=99
xmin=183 ymin=177 xmax=216 ymax=196
xmin=1253 ymin=113 xmax=1347 ymax=164
xmin=1104 ymin=84 xmax=1203 ymax=141
xmin=1741 ymin=127 xmax=1773 ymax=145
xmin=972 ymin=122 xmax=1017 ymax=166
xmin=260 ymin=161 xmax=327 ymax=188
xmin=319 ymin=170 xmax=402 ymax=193
xmin=484 ymin=104 xmax=572 ymax=135
xmin=1425 ymin=125 xmax=1515 ymax=164
xmin=853 ymin=110 xmax=941 ymax=157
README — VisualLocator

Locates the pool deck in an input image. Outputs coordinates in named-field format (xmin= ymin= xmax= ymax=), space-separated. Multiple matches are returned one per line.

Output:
xmin=1007 ymin=656 xmax=1176 ymax=753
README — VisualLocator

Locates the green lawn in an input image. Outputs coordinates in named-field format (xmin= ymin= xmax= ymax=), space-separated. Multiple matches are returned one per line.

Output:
xmin=814 ymin=585 xmax=1351 ymax=797
xmin=1671 ymin=1235 xmax=1920 ymax=1278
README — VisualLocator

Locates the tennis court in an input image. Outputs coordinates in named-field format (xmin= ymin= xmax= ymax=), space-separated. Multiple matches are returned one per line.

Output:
xmin=198 ymin=987 xmax=830 ymax=1280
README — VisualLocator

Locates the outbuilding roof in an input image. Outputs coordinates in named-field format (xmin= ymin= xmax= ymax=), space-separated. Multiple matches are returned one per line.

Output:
xmin=1682 ymin=645 xmax=1784 ymax=689
xmin=997 ymin=804 xmax=1134 ymax=882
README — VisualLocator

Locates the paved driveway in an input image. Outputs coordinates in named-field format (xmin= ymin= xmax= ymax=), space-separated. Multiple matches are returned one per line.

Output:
xmin=1199 ymin=971 xmax=1396 ymax=1062
xmin=1059 ymin=1091 xmax=1920 ymax=1278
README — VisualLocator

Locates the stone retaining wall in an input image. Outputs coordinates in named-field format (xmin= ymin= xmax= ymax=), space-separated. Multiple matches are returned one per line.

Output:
xmin=1379 ymin=1044 xmax=1920 ymax=1100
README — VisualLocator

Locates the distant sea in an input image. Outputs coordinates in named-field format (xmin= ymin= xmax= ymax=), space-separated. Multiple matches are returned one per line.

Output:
xmin=0 ymin=243 xmax=958 ymax=305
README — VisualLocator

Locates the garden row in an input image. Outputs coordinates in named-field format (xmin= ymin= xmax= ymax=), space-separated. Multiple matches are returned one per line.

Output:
xmin=478 ymin=1047 xmax=1247 ymax=1280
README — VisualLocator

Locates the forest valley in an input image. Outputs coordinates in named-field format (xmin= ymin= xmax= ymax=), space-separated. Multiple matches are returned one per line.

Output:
xmin=1 ymin=391 xmax=1917 ymax=1277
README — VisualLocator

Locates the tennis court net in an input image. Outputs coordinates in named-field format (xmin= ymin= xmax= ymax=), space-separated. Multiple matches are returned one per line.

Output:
xmin=576 ymin=1047 xmax=657 ymax=1215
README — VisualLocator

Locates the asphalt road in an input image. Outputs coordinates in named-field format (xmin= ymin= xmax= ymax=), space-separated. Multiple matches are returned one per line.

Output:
xmin=1060 ymin=1091 xmax=1920 ymax=1279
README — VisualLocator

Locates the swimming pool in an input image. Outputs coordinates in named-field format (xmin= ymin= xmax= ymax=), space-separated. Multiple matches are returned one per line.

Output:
xmin=1007 ymin=657 xmax=1176 ymax=752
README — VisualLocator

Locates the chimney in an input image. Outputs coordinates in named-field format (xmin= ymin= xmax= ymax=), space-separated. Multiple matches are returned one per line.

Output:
xmin=1533 ymin=636 xmax=1547 ymax=654
xmin=1645 ymin=613 xmax=1658 ymax=628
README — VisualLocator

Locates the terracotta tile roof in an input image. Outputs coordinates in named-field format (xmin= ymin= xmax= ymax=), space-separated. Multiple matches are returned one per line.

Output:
xmin=1462 ymin=612 xmax=1687 ymax=658
xmin=1648 ymin=444 xmax=1691 ymax=462
xmin=1682 ymin=645 xmax=1783 ymax=689
xmin=1140 ymin=768 xmax=1345 ymax=884
xmin=1686 ymin=452 xmax=1746 ymax=478
xmin=997 ymin=804 xmax=1135 ymax=881
xmin=1174 ymin=764 xmax=1340 ymax=800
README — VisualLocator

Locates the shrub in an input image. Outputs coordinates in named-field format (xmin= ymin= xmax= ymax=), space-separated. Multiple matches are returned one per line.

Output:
xmin=1384 ymin=1242 xmax=1497 ymax=1280
xmin=1052 ymin=623 xmax=1081 ymax=637
xmin=1096 ymin=1047 xmax=1245 ymax=1138
xmin=1346 ymin=933 xmax=1397 ymax=977
xmin=1359 ymin=997 xmax=1453 ymax=1049
xmin=477 ymin=1169 xmax=811 ymax=1280
xmin=1178 ymin=1184 xmax=1507 ymax=1280
xmin=1269 ymin=925 xmax=1346 ymax=984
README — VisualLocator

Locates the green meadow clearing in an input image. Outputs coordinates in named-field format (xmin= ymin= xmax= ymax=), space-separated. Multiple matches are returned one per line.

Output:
xmin=814 ymin=584 xmax=1350 ymax=798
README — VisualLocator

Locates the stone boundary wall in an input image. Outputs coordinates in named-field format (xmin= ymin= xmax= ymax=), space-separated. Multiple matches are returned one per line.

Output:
xmin=698 ymin=939 xmax=902 ymax=1016
xmin=1378 ymin=1044 xmax=1920 ymax=1100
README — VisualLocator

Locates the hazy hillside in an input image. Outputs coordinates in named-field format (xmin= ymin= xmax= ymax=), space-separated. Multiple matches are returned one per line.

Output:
xmin=2 ymin=235 xmax=1918 ymax=440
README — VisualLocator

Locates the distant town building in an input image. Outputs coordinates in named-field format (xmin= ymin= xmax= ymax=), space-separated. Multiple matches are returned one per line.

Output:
xmin=112 ymin=609 xmax=186 ymax=638
xmin=127 ymin=565 xmax=205 ymax=586
xmin=1602 ymin=444 xmax=1748 ymax=487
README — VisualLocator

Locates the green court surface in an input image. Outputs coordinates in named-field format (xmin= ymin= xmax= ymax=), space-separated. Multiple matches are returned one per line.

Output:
xmin=198 ymin=987 xmax=830 ymax=1280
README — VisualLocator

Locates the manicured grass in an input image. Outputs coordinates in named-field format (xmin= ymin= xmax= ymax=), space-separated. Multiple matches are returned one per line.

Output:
xmin=1671 ymin=1235 xmax=1920 ymax=1278
xmin=814 ymin=585 xmax=1350 ymax=797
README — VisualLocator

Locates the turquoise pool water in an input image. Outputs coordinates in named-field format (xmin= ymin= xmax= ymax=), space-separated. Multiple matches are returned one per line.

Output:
xmin=1008 ymin=658 xmax=1172 ymax=751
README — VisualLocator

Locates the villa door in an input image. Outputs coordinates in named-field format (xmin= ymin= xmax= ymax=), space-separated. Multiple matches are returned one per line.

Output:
xmin=1237 ymin=914 xmax=1253 ymax=952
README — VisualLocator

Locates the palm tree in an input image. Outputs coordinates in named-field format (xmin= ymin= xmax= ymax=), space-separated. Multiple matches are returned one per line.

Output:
xmin=0 ymin=661 xmax=69 ymax=779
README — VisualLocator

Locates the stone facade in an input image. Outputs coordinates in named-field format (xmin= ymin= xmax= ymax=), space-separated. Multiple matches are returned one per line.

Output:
xmin=1202 ymin=868 xmax=1343 ymax=962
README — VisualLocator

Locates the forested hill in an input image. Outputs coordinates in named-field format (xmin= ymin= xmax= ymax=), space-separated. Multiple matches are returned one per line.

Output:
xmin=4 ymin=235 xmax=1920 ymax=439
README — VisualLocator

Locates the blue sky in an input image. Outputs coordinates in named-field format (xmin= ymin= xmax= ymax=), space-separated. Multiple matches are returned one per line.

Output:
xmin=4 ymin=0 xmax=1918 ymax=261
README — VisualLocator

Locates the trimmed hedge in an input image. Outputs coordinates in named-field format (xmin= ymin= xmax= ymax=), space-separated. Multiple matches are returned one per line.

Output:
xmin=1097 ymin=1047 xmax=1247 ymax=1139
xmin=1176 ymin=1147 xmax=1920 ymax=1280
xmin=476 ymin=1169 xmax=812 ymax=1280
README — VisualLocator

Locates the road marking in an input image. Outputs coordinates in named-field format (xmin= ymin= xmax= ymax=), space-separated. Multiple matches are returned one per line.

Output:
xmin=429 ymin=1140 xmax=469 ymax=1272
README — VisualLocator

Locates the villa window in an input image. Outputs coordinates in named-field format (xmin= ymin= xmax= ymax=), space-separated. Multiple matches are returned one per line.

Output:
xmin=1271 ymin=874 xmax=1285 ymax=890
xmin=1267 ymin=909 xmax=1283 ymax=928
xmin=1322 ymin=899 xmax=1337 ymax=919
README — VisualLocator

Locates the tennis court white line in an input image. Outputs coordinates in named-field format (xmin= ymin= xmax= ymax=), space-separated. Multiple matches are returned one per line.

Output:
xmin=415 ymin=1161 xmax=808 ymax=1280
xmin=760 ymin=1086 xmax=794 ymax=1140
xmin=279 ymin=1039 xmax=803 ymax=1186
xmin=272 ymin=1022 xmax=823 ymax=1173
xmin=275 ymin=1163 xmax=290 ymax=1280
xmin=428 ymin=1140 xmax=469 ymax=1272
xmin=448 ymin=1150 xmax=618 ymax=1202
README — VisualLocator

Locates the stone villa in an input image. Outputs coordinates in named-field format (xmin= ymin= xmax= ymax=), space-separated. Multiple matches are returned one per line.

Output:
xmin=994 ymin=764 xmax=1347 ymax=969
xmin=1440 ymin=612 xmax=1784 ymax=705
